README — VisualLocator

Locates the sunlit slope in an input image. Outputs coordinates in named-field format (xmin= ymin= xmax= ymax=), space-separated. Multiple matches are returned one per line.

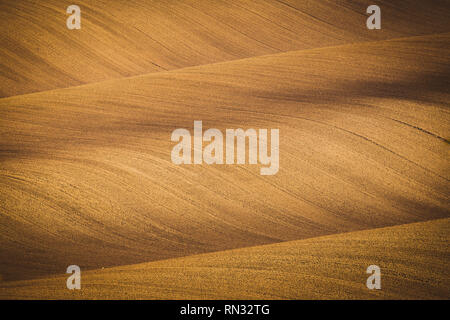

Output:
xmin=1 ymin=218 xmax=448 ymax=299
xmin=1 ymin=33 xmax=449 ymax=281
xmin=2 ymin=0 xmax=450 ymax=97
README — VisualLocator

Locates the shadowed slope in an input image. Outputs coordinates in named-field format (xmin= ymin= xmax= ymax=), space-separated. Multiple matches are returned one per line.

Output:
xmin=1 ymin=218 xmax=448 ymax=299
xmin=0 ymin=33 xmax=449 ymax=281
xmin=2 ymin=0 xmax=450 ymax=97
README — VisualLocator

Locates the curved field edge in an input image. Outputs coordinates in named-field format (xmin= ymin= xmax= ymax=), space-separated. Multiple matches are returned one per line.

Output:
xmin=0 ymin=218 xmax=448 ymax=299
xmin=0 ymin=32 xmax=449 ymax=281
xmin=2 ymin=0 xmax=450 ymax=97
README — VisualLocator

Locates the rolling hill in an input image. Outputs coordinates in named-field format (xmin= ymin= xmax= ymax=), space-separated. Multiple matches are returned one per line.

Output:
xmin=1 ymin=32 xmax=448 ymax=284
xmin=2 ymin=0 xmax=450 ymax=97
xmin=1 ymin=218 xmax=448 ymax=299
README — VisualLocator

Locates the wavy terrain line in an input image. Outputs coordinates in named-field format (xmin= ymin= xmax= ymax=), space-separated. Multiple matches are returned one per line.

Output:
xmin=1 ymin=0 xmax=450 ymax=97
xmin=1 ymin=33 xmax=448 ymax=282
xmin=1 ymin=218 xmax=448 ymax=299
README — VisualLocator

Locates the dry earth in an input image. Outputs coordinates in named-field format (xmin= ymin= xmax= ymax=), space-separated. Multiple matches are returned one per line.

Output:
xmin=1 ymin=219 xmax=448 ymax=299
xmin=0 ymin=1 xmax=449 ymax=299
xmin=1 ymin=0 xmax=450 ymax=97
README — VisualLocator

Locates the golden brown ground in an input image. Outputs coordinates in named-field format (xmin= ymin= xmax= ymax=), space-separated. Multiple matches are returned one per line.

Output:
xmin=0 ymin=1 xmax=449 ymax=299
xmin=1 ymin=218 xmax=448 ymax=299
xmin=2 ymin=0 xmax=450 ymax=97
